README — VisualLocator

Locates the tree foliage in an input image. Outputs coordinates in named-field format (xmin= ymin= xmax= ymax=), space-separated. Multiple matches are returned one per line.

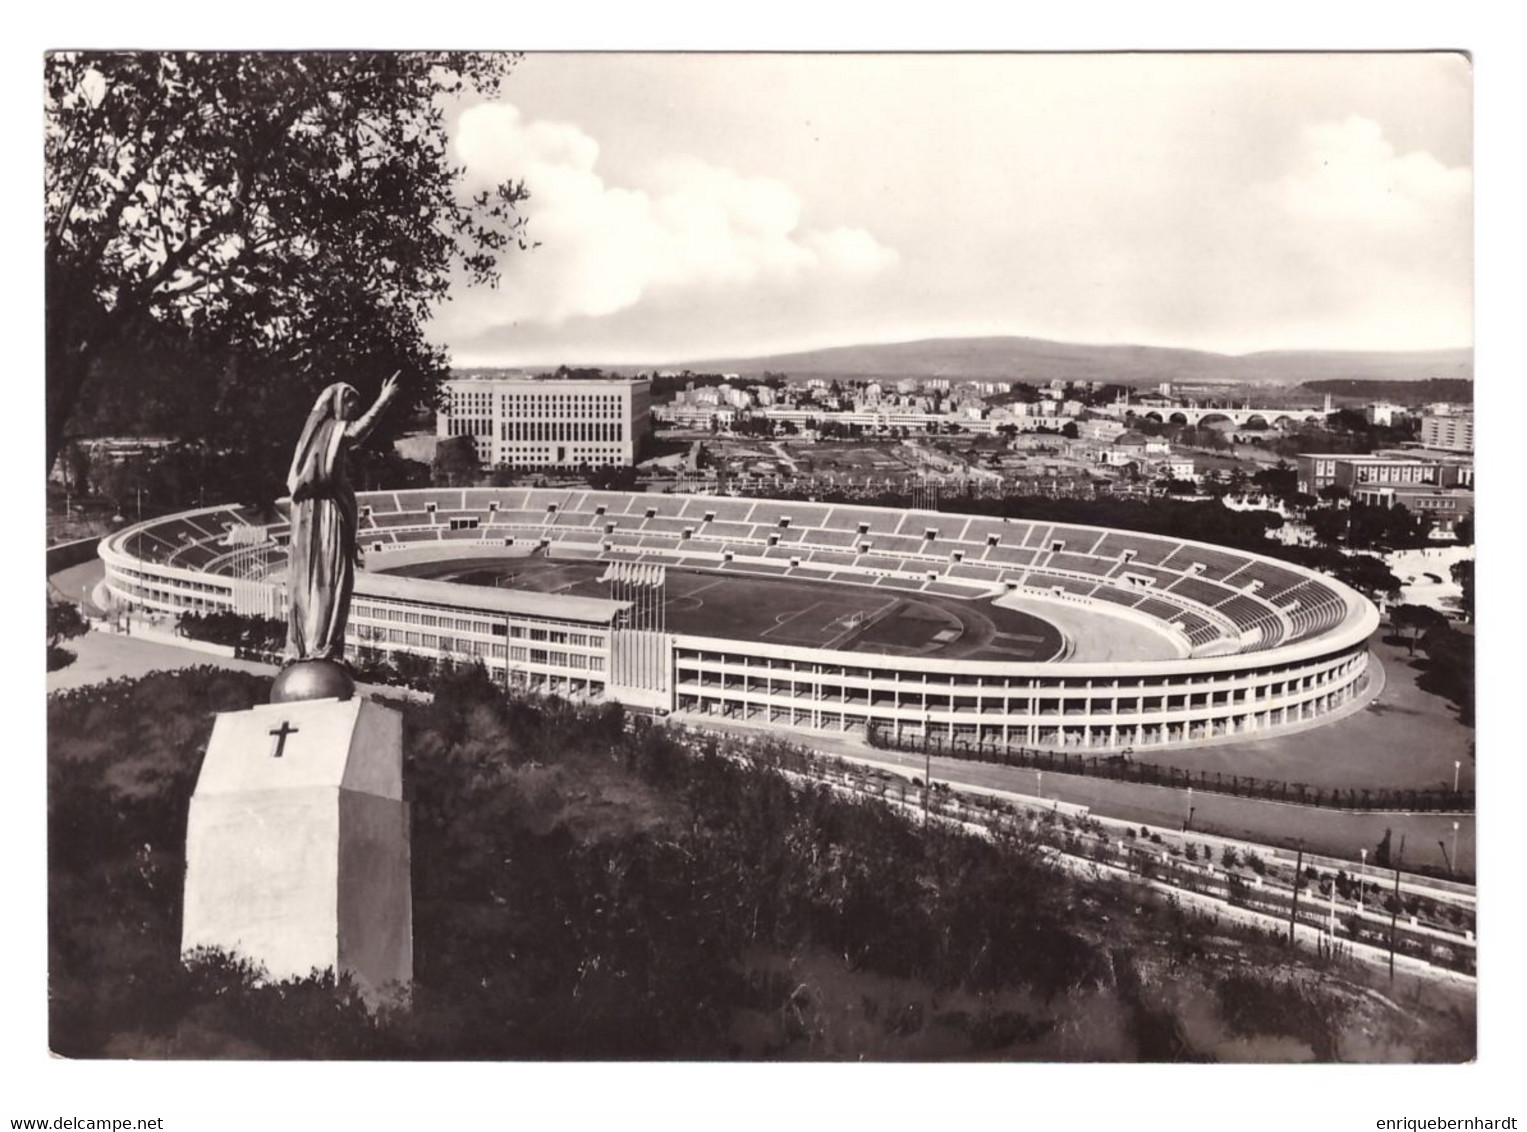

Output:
xmin=431 ymin=436 xmax=481 ymax=487
xmin=1450 ymin=559 xmax=1474 ymax=621
xmin=1330 ymin=553 xmax=1402 ymax=602
xmin=48 ymin=597 xmax=89 ymax=649
xmin=1389 ymin=603 xmax=1447 ymax=655
xmin=47 ymin=597 xmax=90 ymax=670
xmin=178 ymin=610 xmax=285 ymax=658
xmin=1252 ymin=463 xmax=1297 ymax=500
xmin=584 ymin=463 xmax=639 ymax=492
xmin=1416 ymin=624 xmax=1474 ymax=725
xmin=1348 ymin=502 xmax=1430 ymax=550
xmin=44 ymin=51 xmax=532 ymax=469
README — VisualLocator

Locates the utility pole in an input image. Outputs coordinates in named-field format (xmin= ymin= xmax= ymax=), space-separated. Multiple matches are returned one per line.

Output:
xmin=922 ymin=713 xmax=932 ymax=827
xmin=1388 ymin=835 xmax=1406 ymax=983
xmin=1358 ymin=848 xmax=1367 ymax=913
xmin=1287 ymin=842 xmax=1304 ymax=948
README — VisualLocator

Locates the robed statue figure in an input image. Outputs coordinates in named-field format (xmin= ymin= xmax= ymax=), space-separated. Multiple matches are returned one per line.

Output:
xmin=281 ymin=374 xmax=401 ymax=678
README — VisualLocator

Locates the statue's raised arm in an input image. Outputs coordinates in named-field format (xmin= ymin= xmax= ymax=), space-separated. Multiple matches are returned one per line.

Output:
xmin=345 ymin=371 xmax=403 ymax=444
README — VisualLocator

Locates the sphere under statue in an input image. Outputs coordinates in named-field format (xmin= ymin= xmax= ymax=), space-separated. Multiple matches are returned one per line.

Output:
xmin=274 ymin=372 xmax=400 ymax=704
xmin=271 ymin=657 xmax=356 ymax=703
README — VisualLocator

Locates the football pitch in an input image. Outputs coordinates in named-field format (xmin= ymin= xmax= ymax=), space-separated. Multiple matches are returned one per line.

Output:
xmin=383 ymin=557 xmax=1065 ymax=661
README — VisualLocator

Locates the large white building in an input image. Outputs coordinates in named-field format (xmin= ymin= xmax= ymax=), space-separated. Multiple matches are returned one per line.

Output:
xmin=438 ymin=374 xmax=652 ymax=469
xmin=1420 ymin=413 xmax=1474 ymax=453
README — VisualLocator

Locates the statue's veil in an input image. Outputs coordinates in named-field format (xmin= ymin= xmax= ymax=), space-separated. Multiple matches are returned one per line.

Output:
xmin=286 ymin=383 xmax=358 ymax=497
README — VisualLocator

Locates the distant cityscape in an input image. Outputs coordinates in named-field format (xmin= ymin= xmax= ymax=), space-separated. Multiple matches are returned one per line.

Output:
xmin=422 ymin=367 xmax=1473 ymax=544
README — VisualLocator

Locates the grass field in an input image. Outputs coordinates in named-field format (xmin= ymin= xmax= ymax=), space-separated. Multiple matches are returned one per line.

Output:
xmin=387 ymin=556 xmax=1065 ymax=661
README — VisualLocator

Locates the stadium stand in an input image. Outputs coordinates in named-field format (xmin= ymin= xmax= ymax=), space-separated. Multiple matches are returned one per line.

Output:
xmin=113 ymin=488 xmax=1369 ymax=659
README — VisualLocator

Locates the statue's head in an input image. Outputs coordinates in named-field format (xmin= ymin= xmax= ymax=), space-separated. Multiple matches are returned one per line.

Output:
xmin=336 ymin=384 xmax=361 ymax=421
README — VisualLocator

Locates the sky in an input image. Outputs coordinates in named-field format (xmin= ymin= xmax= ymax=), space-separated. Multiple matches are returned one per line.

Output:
xmin=430 ymin=52 xmax=1472 ymax=368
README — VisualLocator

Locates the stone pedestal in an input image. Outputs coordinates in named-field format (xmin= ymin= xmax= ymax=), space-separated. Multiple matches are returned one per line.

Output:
xmin=182 ymin=697 xmax=412 ymax=1006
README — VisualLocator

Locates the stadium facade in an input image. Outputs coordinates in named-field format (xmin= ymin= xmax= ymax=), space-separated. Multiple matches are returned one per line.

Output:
xmin=99 ymin=489 xmax=1379 ymax=753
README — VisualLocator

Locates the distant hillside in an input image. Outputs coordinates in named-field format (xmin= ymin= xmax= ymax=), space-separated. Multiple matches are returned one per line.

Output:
xmin=660 ymin=336 xmax=1472 ymax=386
xmin=1235 ymin=349 xmax=1473 ymax=386
xmin=1299 ymin=378 xmax=1474 ymax=404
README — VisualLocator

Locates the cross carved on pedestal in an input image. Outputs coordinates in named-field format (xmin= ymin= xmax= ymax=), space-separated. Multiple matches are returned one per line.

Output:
xmin=269 ymin=720 xmax=300 ymax=758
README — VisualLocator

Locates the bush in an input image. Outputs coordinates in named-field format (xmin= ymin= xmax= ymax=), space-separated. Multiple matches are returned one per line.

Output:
xmin=178 ymin=610 xmax=284 ymax=657
xmin=48 ymin=596 xmax=88 ymax=650
xmin=51 ymin=667 xmax=1472 ymax=1060
xmin=50 ymin=668 xmax=1110 ymax=1058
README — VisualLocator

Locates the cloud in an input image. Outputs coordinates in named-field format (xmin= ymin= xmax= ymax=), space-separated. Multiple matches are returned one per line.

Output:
xmin=447 ymin=104 xmax=899 ymax=328
xmin=1267 ymin=115 xmax=1471 ymax=228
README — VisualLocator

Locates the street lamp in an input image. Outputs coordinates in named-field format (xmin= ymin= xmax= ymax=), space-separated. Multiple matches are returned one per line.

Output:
xmin=1359 ymin=848 xmax=1367 ymax=913
xmin=1036 ymin=770 xmax=1043 ymax=801
xmin=1328 ymin=873 xmax=1337 ymax=941
xmin=1185 ymin=786 xmax=1193 ymax=831
xmin=1452 ymin=821 xmax=1461 ymax=873
xmin=922 ymin=713 xmax=932 ymax=826
xmin=1453 ymin=760 xmax=1462 ymax=794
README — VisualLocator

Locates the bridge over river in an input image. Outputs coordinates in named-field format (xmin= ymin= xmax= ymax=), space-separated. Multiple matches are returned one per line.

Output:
xmin=1105 ymin=397 xmax=1334 ymax=428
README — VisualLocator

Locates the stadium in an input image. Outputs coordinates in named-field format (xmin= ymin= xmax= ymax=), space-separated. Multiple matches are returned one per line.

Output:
xmin=98 ymin=488 xmax=1379 ymax=753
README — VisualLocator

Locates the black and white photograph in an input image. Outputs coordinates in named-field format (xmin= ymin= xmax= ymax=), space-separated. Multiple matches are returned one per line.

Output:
xmin=15 ymin=18 xmax=1518 ymax=1130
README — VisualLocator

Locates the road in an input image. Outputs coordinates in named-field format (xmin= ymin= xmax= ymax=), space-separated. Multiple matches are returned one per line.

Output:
xmin=47 ymin=629 xmax=428 ymax=703
xmin=675 ymin=713 xmax=1475 ymax=875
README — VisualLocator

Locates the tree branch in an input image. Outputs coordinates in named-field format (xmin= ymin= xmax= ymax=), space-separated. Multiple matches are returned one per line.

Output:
xmin=111 ymin=88 xmax=318 ymax=329
xmin=49 ymin=128 xmax=107 ymax=248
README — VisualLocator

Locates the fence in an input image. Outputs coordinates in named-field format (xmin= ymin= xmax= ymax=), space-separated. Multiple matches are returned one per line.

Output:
xmin=865 ymin=725 xmax=1473 ymax=813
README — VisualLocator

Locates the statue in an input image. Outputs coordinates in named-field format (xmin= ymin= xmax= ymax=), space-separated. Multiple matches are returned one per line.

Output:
xmin=272 ymin=373 xmax=401 ymax=703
